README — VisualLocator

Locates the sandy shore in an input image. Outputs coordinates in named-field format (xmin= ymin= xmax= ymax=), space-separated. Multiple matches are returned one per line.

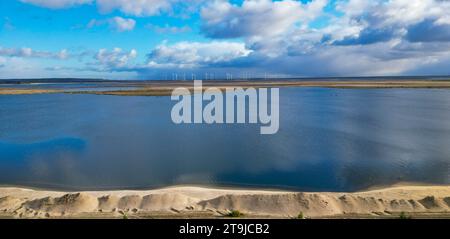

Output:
xmin=1 ymin=185 xmax=450 ymax=219
xmin=0 ymin=88 xmax=63 ymax=95
xmin=2 ymin=80 xmax=450 ymax=96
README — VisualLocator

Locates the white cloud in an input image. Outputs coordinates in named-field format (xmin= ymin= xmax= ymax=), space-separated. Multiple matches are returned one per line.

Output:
xmin=95 ymin=48 xmax=137 ymax=68
xmin=96 ymin=0 xmax=173 ymax=16
xmin=110 ymin=17 xmax=136 ymax=32
xmin=20 ymin=0 xmax=93 ymax=9
xmin=0 ymin=46 xmax=138 ymax=74
xmin=20 ymin=0 xmax=197 ymax=16
xmin=87 ymin=17 xmax=136 ymax=32
xmin=201 ymin=0 xmax=326 ymax=39
xmin=0 ymin=46 xmax=69 ymax=59
xmin=330 ymin=0 xmax=450 ymax=42
xmin=380 ymin=0 xmax=448 ymax=26
xmin=202 ymin=0 xmax=450 ymax=71
xmin=199 ymin=0 xmax=328 ymax=57
xmin=14 ymin=0 xmax=450 ymax=78
xmin=146 ymin=41 xmax=252 ymax=68
xmin=201 ymin=0 xmax=312 ymax=38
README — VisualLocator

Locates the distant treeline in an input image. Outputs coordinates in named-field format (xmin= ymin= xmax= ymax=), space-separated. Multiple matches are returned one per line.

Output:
xmin=1 ymin=76 xmax=450 ymax=84
xmin=0 ymin=78 xmax=110 ymax=84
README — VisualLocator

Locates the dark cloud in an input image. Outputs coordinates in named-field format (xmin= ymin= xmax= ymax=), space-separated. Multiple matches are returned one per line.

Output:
xmin=406 ymin=19 xmax=450 ymax=42
xmin=333 ymin=28 xmax=396 ymax=46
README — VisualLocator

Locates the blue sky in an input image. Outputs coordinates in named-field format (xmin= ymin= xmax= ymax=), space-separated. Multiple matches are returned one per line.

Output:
xmin=1 ymin=0 xmax=450 ymax=79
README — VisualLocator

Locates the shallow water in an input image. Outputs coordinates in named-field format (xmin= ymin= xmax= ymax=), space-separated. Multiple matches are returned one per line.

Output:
xmin=1 ymin=87 xmax=450 ymax=191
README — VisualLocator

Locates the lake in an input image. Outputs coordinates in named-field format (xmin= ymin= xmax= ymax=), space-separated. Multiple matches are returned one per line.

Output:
xmin=1 ymin=87 xmax=450 ymax=191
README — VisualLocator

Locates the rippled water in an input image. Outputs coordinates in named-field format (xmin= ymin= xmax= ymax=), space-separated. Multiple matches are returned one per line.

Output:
xmin=1 ymin=87 xmax=450 ymax=191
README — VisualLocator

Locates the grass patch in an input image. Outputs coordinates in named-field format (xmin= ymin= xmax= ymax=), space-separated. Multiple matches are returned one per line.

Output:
xmin=399 ymin=212 xmax=412 ymax=219
xmin=227 ymin=210 xmax=243 ymax=218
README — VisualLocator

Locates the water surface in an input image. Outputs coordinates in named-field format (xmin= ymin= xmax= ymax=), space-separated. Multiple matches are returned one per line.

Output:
xmin=1 ymin=87 xmax=450 ymax=191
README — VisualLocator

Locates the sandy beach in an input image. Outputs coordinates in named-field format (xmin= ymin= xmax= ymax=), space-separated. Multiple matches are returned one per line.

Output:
xmin=1 ymin=185 xmax=449 ymax=219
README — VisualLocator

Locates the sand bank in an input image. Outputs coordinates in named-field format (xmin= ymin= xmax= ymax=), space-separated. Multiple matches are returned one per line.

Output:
xmin=1 ymin=185 xmax=450 ymax=218
xmin=2 ymin=80 xmax=450 ymax=95
xmin=0 ymin=88 xmax=63 ymax=95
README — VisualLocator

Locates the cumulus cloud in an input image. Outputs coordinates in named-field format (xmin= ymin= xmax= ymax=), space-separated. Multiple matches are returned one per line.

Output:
xmin=333 ymin=28 xmax=398 ymax=45
xmin=43 ymin=42 xmax=252 ymax=76
xmin=0 ymin=46 xmax=138 ymax=73
xmin=146 ymin=41 xmax=252 ymax=68
xmin=95 ymin=48 xmax=137 ymax=69
xmin=201 ymin=0 xmax=450 ymax=76
xmin=14 ymin=0 xmax=450 ymax=78
xmin=110 ymin=17 xmax=136 ymax=32
xmin=329 ymin=0 xmax=450 ymax=45
xmin=201 ymin=0 xmax=327 ymax=39
xmin=20 ymin=0 xmax=93 ymax=9
xmin=96 ymin=0 xmax=173 ymax=16
xmin=21 ymin=0 xmax=191 ymax=16
xmin=84 ymin=0 xmax=450 ymax=77
xmin=0 ymin=46 xmax=69 ymax=59
xmin=87 ymin=17 xmax=136 ymax=32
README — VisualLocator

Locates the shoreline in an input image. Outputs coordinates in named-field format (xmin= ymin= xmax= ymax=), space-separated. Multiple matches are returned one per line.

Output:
xmin=1 ymin=184 xmax=450 ymax=219
xmin=2 ymin=80 xmax=450 ymax=96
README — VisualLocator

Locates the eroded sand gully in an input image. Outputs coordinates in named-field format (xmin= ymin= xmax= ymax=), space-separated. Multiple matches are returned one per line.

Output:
xmin=1 ymin=185 xmax=450 ymax=218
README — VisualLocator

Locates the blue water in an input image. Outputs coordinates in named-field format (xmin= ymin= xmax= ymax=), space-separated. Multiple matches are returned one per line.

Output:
xmin=1 ymin=88 xmax=450 ymax=191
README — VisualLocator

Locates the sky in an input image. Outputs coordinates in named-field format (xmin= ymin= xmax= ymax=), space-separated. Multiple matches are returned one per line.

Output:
xmin=1 ymin=0 xmax=450 ymax=80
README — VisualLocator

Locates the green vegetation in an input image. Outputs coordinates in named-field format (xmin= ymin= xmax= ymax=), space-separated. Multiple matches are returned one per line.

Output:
xmin=227 ymin=210 xmax=243 ymax=218
xmin=297 ymin=212 xmax=304 ymax=219
xmin=399 ymin=212 xmax=411 ymax=219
